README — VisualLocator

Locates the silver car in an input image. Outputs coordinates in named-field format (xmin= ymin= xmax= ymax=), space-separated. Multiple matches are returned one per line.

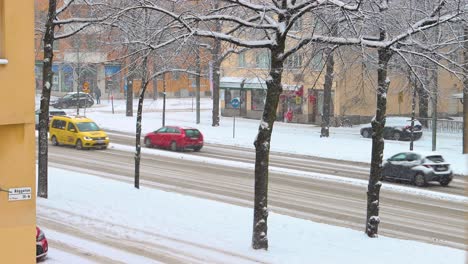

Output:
xmin=382 ymin=152 xmax=452 ymax=187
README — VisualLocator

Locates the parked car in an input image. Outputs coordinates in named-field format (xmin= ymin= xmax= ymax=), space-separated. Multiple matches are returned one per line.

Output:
xmin=51 ymin=92 xmax=94 ymax=109
xmin=36 ymin=226 xmax=48 ymax=260
xmin=49 ymin=115 xmax=109 ymax=150
xmin=360 ymin=116 xmax=423 ymax=140
xmin=382 ymin=152 xmax=452 ymax=187
xmin=144 ymin=126 xmax=204 ymax=151
xmin=35 ymin=108 xmax=67 ymax=130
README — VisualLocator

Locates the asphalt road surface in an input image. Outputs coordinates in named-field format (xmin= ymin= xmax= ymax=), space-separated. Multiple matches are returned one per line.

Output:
xmin=37 ymin=131 xmax=467 ymax=262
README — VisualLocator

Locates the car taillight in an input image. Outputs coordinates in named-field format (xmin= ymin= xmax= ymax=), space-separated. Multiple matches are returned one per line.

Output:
xmin=37 ymin=228 xmax=45 ymax=242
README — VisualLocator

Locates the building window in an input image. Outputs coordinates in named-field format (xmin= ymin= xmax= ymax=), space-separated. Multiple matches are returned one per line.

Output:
xmin=53 ymin=39 xmax=60 ymax=51
xmin=251 ymin=89 xmax=266 ymax=111
xmin=224 ymin=89 xmax=240 ymax=109
xmin=172 ymin=71 xmax=180 ymax=80
xmin=285 ymin=54 xmax=302 ymax=69
xmin=256 ymin=50 xmax=270 ymax=69
xmin=238 ymin=52 xmax=246 ymax=67
xmin=310 ymin=52 xmax=324 ymax=71
xmin=86 ymin=36 xmax=97 ymax=50
xmin=291 ymin=18 xmax=303 ymax=32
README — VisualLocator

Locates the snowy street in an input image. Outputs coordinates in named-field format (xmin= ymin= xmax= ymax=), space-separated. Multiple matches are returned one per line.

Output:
xmin=35 ymin=98 xmax=467 ymax=263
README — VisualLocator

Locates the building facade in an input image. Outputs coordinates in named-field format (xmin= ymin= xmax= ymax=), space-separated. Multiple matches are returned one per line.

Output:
xmin=220 ymin=46 xmax=464 ymax=125
xmin=0 ymin=0 xmax=36 ymax=262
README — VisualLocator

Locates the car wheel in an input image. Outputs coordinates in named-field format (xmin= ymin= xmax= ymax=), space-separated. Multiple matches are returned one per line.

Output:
xmin=362 ymin=129 xmax=371 ymax=138
xmin=413 ymin=173 xmax=426 ymax=187
xmin=51 ymin=136 xmax=59 ymax=146
xmin=439 ymin=178 xmax=451 ymax=187
xmin=392 ymin=131 xmax=401 ymax=141
xmin=75 ymin=139 xmax=83 ymax=150
xmin=144 ymin=138 xmax=152 ymax=148
xmin=101 ymin=145 xmax=107 ymax=150
xmin=194 ymin=146 xmax=202 ymax=152
xmin=170 ymin=141 xmax=178 ymax=151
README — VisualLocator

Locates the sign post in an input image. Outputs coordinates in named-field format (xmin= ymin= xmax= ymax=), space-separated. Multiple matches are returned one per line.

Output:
xmin=231 ymin=97 xmax=240 ymax=138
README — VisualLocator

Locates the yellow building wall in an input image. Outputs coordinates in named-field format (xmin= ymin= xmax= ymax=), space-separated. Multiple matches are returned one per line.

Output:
xmin=335 ymin=60 xmax=462 ymax=118
xmin=0 ymin=0 xmax=36 ymax=263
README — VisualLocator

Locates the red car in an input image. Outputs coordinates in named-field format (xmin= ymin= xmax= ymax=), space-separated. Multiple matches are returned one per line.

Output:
xmin=144 ymin=126 xmax=204 ymax=151
xmin=36 ymin=226 xmax=48 ymax=260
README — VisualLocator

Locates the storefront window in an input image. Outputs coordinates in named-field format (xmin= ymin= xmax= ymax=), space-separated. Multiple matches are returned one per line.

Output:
xmin=251 ymin=89 xmax=266 ymax=111
xmin=52 ymin=64 xmax=59 ymax=91
xmin=61 ymin=65 xmax=73 ymax=92
xmin=105 ymin=65 xmax=121 ymax=93
xmin=225 ymin=89 xmax=240 ymax=109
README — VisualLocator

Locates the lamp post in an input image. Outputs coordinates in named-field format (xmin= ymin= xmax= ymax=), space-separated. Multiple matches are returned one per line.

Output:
xmin=126 ymin=77 xmax=133 ymax=117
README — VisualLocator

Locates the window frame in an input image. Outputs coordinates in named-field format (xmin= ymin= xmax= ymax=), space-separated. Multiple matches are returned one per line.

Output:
xmin=238 ymin=52 xmax=246 ymax=67
xmin=255 ymin=50 xmax=271 ymax=69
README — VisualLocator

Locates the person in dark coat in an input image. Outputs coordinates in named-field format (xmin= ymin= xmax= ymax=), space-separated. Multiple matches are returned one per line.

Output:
xmin=94 ymin=88 xmax=101 ymax=104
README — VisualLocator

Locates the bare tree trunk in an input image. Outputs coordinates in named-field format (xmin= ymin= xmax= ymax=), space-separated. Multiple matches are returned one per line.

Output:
xmin=162 ymin=73 xmax=166 ymax=127
xmin=135 ymin=58 xmax=148 ymax=189
xmin=38 ymin=0 xmax=57 ymax=199
xmin=463 ymin=26 xmax=467 ymax=154
xmin=252 ymin=30 xmax=285 ymax=249
xmin=417 ymin=68 xmax=430 ymax=127
xmin=320 ymin=46 xmax=335 ymax=137
xmin=410 ymin=79 xmax=417 ymax=151
xmin=366 ymin=46 xmax=392 ymax=238
xmin=430 ymin=68 xmax=438 ymax=151
xmin=196 ymin=43 xmax=201 ymax=124
xmin=211 ymin=14 xmax=222 ymax=127
xmin=321 ymin=25 xmax=337 ymax=137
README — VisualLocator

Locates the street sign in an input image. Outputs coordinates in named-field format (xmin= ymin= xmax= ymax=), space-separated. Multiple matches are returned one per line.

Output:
xmin=8 ymin=187 xmax=32 ymax=201
xmin=398 ymin=91 xmax=404 ymax=103
xmin=231 ymin=97 xmax=240 ymax=108
xmin=83 ymin=82 xmax=90 ymax=93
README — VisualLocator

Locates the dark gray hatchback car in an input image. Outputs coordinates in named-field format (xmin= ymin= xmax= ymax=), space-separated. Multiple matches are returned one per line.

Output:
xmin=382 ymin=152 xmax=452 ymax=187
xmin=360 ymin=117 xmax=423 ymax=140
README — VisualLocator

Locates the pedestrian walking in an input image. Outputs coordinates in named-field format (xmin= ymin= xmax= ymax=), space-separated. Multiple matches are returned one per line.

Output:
xmin=94 ymin=88 xmax=101 ymax=104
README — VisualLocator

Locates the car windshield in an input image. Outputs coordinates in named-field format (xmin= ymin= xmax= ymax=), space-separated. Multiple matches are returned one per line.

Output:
xmin=76 ymin=122 xmax=100 ymax=132
xmin=425 ymin=155 xmax=445 ymax=163
xmin=185 ymin=129 xmax=200 ymax=137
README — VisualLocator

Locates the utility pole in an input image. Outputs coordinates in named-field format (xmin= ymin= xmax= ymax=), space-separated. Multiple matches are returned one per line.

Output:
xmin=126 ymin=76 xmax=133 ymax=117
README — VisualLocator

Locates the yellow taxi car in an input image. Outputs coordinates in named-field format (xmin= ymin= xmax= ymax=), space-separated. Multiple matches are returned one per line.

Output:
xmin=49 ymin=115 xmax=109 ymax=150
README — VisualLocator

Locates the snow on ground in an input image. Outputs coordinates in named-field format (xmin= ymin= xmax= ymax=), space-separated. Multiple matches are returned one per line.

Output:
xmin=54 ymin=96 xmax=466 ymax=175
xmin=113 ymin=143 xmax=467 ymax=203
xmin=40 ymin=167 xmax=466 ymax=264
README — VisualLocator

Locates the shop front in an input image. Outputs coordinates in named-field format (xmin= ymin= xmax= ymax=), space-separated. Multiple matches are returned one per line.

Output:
xmin=220 ymin=77 xmax=326 ymax=124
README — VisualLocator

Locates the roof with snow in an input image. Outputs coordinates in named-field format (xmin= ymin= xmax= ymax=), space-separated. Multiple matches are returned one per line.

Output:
xmin=220 ymin=77 xmax=300 ymax=91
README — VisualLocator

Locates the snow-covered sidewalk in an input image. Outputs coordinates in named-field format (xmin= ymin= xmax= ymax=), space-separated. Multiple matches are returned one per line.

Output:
xmin=40 ymin=167 xmax=466 ymax=264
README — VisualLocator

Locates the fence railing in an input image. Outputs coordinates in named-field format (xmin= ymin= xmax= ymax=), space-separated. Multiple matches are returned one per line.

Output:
xmin=418 ymin=118 xmax=463 ymax=134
